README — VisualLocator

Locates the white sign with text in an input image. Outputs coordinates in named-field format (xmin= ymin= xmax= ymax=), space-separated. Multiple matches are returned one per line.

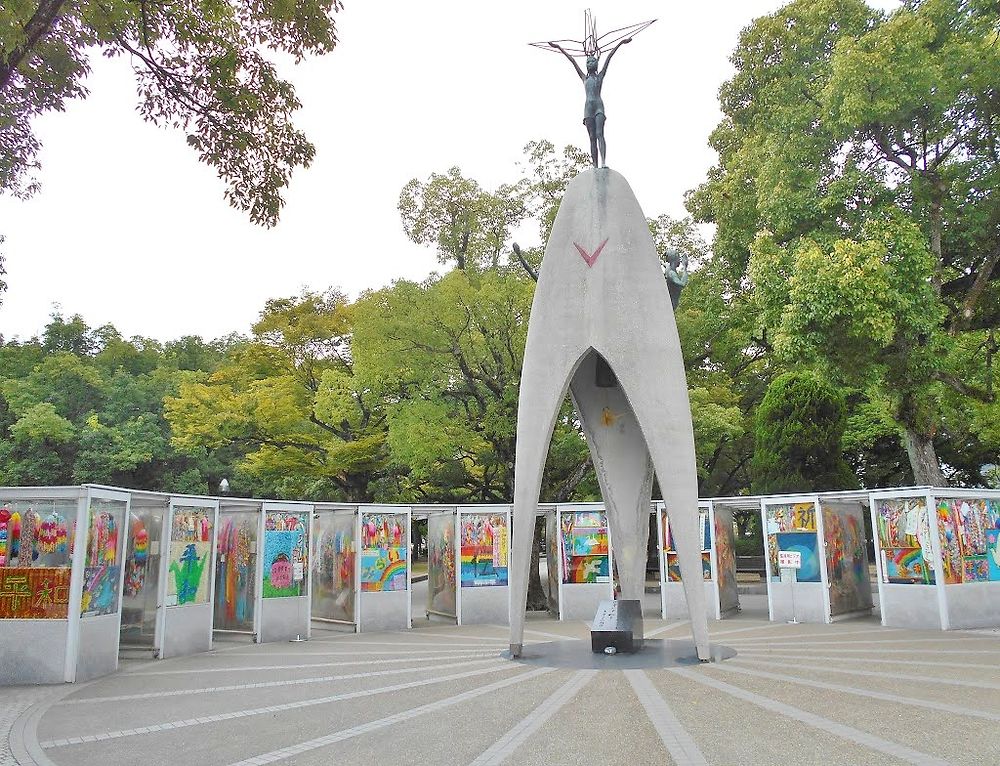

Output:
xmin=778 ymin=550 xmax=802 ymax=570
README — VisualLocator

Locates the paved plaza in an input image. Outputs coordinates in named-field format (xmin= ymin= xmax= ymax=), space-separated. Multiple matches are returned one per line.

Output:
xmin=3 ymin=614 xmax=999 ymax=766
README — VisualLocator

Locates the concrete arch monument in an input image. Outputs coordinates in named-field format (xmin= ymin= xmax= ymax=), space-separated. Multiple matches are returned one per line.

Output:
xmin=509 ymin=167 xmax=711 ymax=661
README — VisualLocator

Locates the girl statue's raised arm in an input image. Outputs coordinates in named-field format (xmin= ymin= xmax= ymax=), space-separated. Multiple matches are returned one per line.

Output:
xmin=548 ymin=41 xmax=585 ymax=80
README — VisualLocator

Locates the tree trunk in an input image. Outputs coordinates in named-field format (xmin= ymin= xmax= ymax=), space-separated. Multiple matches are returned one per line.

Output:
xmin=526 ymin=516 xmax=547 ymax=610
xmin=902 ymin=427 xmax=947 ymax=486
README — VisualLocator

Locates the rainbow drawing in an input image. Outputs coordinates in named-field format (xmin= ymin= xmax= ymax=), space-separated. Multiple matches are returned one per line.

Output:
xmin=360 ymin=547 xmax=408 ymax=592
xmin=379 ymin=559 xmax=407 ymax=590
xmin=565 ymin=554 xmax=609 ymax=584
xmin=885 ymin=547 xmax=934 ymax=584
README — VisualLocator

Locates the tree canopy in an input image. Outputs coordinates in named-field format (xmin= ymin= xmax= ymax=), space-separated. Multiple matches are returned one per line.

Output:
xmin=0 ymin=314 xmax=236 ymax=491
xmin=688 ymin=0 xmax=1000 ymax=485
xmin=1 ymin=0 xmax=343 ymax=225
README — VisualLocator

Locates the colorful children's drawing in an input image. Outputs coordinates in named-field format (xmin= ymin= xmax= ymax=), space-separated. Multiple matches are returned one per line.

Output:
xmin=427 ymin=513 xmax=456 ymax=614
xmin=166 ymin=507 xmax=213 ymax=605
xmin=822 ymin=505 xmax=872 ymax=615
xmin=962 ymin=557 xmax=990 ymax=582
xmin=935 ymin=498 xmax=1000 ymax=584
xmin=81 ymin=506 xmax=123 ymax=616
xmin=565 ymin=554 xmax=609 ymax=583
xmin=662 ymin=508 xmax=712 ymax=582
xmin=262 ymin=511 xmax=309 ymax=598
xmin=935 ymin=502 xmax=963 ymax=584
xmin=39 ymin=512 xmax=70 ymax=557
xmin=875 ymin=499 xmax=934 ymax=584
xmin=124 ymin=519 xmax=149 ymax=597
xmin=3 ymin=508 xmax=36 ymax=566
xmin=460 ymin=514 xmax=509 ymax=587
xmin=665 ymin=552 xmax=711 ymax=582
xmin=765 ymin=503 xmax=816 ymax=535
xmin=168 ymin=541 xmax=210 ymax=605
xmin=0 ymin=567 xmax=71 ymax=618
xmin=987 ymin=529 xmax=1000 ymax=581
xmin=714 ymin=511 xmax=739 ymax=612
xmin=765 ymin=503 xmax=818 ymax=580
xmin=4 ymin=507 xmax=40 ymax=566
xmin=313 ymin=514 xmax=356 ymax=621
xmin=360 ymin=513 xmax=407 ymax=592
xmin=764 ymin=503 xmax=819 ymax=582
xmin=0 ymin=507 xmax=9 ymax=567
xmin=561 ymin=511 xmax=610 ymax=584
xmin=884 ymin=547 xmax=933 ymax=584
xmin=216 ymin=514 xmax=255 ymax=628
xmin=81 ymin=565 xmax=121 ymax=616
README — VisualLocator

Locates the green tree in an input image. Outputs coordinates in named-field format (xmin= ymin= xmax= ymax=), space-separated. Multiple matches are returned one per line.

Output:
xmin=751 ymin=371 xmax=857 ymax=495
xmin=352 ymin=269 xmax=594 ymax=504
xmin=0 ymin=314 xmax=235 ymax=491
xmin=1 ymin=0 xmax=343 ymax=225
xmin=166 ymin=290 xmax=387 ymax=500
xmin=651 ymin=217 xmax=752 ymax=496
xmin=0 ymin=236 xmax=7 ymax=309
xmin=689 ymin=0 xmax=1000 ymax=484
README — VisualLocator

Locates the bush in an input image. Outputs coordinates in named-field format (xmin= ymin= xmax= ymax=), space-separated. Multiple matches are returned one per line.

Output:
xmin=751 ymin=371 xmax=858 ymax=495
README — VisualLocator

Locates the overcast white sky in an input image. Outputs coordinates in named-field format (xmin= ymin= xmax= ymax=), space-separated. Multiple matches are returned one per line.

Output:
xmin=0 ymin=1 xmax=899 ymax=343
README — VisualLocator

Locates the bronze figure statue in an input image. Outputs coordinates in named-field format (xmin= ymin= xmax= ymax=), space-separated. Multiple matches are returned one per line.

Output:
xmin=532 ymin=12 xmax=654 ymax=167
xmin=664 ymin=248 xmax=689 ymax=309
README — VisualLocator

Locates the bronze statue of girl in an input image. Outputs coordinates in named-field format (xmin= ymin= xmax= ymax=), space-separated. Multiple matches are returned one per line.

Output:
xmin=548 ymin=37 xmax=632 ymax=167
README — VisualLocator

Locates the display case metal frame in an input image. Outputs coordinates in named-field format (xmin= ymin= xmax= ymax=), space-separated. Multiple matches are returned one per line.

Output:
xmin=869 ymin=486 xmax=1000 ymax=630
xmin=657 ymin=500 xmax=726 ymax=620
xmin=153 ymin=495 xmax=220 ymax=658
xmin=310 ymin=504 xmax=359 ymax=631
xmin=357 ymin=505 xmax=411 ymax=633
xmin=553 ymin=503 xmax=614 ymax=621
xmin=257 ymin=500 xmax=314 ymax=642
xmin=761 ymin=493 xmax=831 ymax=624
xmin=455 ymin=504 xmax=511 ymax=626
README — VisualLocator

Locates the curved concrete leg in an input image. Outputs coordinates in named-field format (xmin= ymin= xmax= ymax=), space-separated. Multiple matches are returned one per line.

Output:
xmin=569 ymin=352 xmax=654 ymax=603
xmin=509 ymin=351 xmax=582 ymax=657
xmin=605 ymin=344 xmax=711 ymax=661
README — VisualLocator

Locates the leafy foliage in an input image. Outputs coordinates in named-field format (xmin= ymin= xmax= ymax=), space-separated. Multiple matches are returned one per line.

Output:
xmin=690 ymin=0 xmax=1000 ymax=484
xmin=165 ymin=290 xmax=388 ymax=500
xmin=751 ymin=371 xmax=857 ymax=495
xmin=1 ymin=0 xmax=344 ymax=225
xmin=0 ymin=313 xmax=231 ymax=490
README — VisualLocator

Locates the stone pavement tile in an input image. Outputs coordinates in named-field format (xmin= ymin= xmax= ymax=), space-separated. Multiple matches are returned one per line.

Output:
xmin=697 ymin=662 xmax=1000 ymax=764
xmin=28 ymin=616 xmax=1000 ymax=766
xmin=511 ymin=669 xmax=671 ymax=766
xmin=727 ymin=656 xmax=1000 ymax=710
xmin=1 ymin=685 xmax=66 ymax=766
xmin=39 ymin=664 xmax=527 ymax=766
xmin=734 ymin=646 xmax=1000 ymax=684
xmin=40 ymin=657 xmax=504 ymax=741
xmin=646 ymin=666 xmax=909 ymax=766
xmin=247 ymin=666 xmax=573 ymax=766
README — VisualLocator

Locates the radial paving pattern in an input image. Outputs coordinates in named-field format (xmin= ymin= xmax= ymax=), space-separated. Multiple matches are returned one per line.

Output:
xmin=14 ymin=616 xmax=1000 ymax=766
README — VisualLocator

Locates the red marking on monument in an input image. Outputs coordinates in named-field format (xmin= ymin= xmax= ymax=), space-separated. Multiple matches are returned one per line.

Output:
xmin=573 ymin=238 xmax=609 ymax=268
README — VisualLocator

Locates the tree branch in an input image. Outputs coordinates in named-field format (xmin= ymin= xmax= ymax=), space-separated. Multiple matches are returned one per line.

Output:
xmin=0 ymin=0 xmax=69 ymax=92
xmin=871 ymin=130 xmax=915 ymax=175
xmin=958 ymin=243 xmax=1000 ymax=328
xmin=930 ymin=370 xmax=993 ymax=403
xmin=553 ymin=456 xmax=592 ymax=502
